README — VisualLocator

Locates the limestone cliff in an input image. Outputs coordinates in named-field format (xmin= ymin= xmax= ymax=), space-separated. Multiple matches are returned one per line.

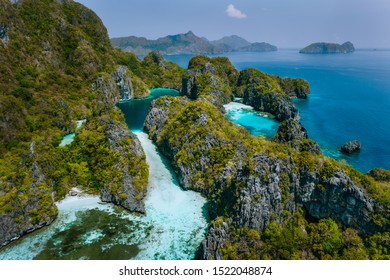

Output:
xmin=145 ymin=95 xmax=389 ymax=260
xmin=181 ymin=56 xmax=239 ymax=109
xmin=0 ymin=0 xmax=149 ymax=247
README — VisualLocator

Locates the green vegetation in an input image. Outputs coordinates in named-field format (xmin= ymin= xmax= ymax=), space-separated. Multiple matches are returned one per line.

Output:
xmin=148 ymin=95 xmax=390 ymax=260
xmin=222 ymin=209 xmax=388 ymax=260
xmin=0 ymin=0 xmax=159 ymax=246
xmin=235 ymin=68 xmax=283 ymax=97
xmin=188 ymin=56 xmax=239 ymax=91
xmin=182 ymin=56 xmax=239 ymax=108
xmin=274 ymin=76 xmax=311 ymax=99
xmin=114 ymin=50 xmax=184 ymax=92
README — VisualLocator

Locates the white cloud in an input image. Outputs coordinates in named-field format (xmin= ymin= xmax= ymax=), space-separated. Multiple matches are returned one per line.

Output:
xmin=226 ymin=4 xmax=247 ymax=19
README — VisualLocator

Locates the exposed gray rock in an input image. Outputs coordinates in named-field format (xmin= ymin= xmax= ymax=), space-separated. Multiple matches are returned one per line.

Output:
xmin=92 ymin=65 xmax=135 ymax=111
xmin=0 ymin=141 xmax=57 ymax=248
xmin=196 ymin=222 xmax=230 ymax=260
xmin=111 ymin=66 xmax=134 ymax=101
xmin=243 ymin=85 xmax=298 ymax=121
xmin=99 ymin=118 xmax=146 ymax=213
xmin=297 ymin=169 xmax=381 ymax=233
xmin=0 ymin=24 xmax=9 ymax=45
xmin=340 ymin=140 xmax=361 ymax=154
xmin=236 ymin=69 xmax=300 ymax=121
xmin=181 ymin=62 xmax=232 ymax=109
xmin=92 ymin=74 xmax=118 ymax=111
xmin=144 ymin=96 xmax=189 ymax=142
xmin=144 ymin=96 xmax=389 ymax=260
xmin=276 ymin=119 xmax=308 ymax=143
xmin=275 ymin=119 xmax=321 ymax=154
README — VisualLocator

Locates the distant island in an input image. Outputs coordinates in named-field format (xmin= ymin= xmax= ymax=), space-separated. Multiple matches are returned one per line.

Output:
xmin=111 ymin=31 xmax=277 ymax=55
xmin=300 ymin=41 xmax=355 ymax=54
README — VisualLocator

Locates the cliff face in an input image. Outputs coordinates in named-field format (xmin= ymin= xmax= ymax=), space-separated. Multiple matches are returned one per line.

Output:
xmin=236 ymin=68 xmax=311 ymax=121
xmin=300 ymin=41 xmax=355 ymax=54
xmin=144 ymin=55 xmax=389 ymax=260
xmin=0 ymin=141 xmax=58 ymax=247
xmin=0 ymin=0 xmax=150 ymax=247
xmin=145 ymin=95 xmax=389 ymax=260
xmin=181 ymin=56 xmax=239 ymax=109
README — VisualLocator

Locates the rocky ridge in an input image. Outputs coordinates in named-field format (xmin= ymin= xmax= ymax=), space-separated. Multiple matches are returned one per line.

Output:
xmin=0 ymin=0 xmax=152 ymax=247
xmin=181 ymin=56 xmax=239 ymax=109
xmin=111 ymin=31 xmax=277 ymax=55
xmin=145 ymin=94 xmax=389 ymax=260
xmin=144 ymin=56 xmax=389 ymax=260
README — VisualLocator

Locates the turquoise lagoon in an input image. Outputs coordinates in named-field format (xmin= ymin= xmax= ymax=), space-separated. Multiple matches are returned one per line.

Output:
xmin=59 ymin=119 xmax=86 ymax=147
xmin=224 ymin=101 xmax=279 ymax=138
xmin=165 ymin=50 xmax=390 ymax=173
xmin=117 ymin=88 xmax=179 ymax=131
xmin=0 ymin=89 xmax=208 ymax=260
xmin=3 ymin=48 xmax=389 ymax=258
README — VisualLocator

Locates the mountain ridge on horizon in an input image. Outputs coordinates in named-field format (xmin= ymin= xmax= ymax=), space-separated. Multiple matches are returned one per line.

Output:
xmin=111 ymin=31 xmax=278 ymax=55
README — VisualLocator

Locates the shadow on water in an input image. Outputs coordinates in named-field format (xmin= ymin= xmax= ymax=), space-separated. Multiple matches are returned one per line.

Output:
xmin=117 ymin=88 xmax=179 ymax=131
xmin=34 ymin=208 xmax=152 ymax=260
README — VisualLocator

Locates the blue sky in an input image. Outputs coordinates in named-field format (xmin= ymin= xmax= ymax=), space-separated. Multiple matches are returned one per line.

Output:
xmin=76 ymin=0 xmax=390 ymax=48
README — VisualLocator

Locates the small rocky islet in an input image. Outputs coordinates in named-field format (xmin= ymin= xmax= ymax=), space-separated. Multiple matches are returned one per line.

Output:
xmin=300 ymin=41 xmax=355 ymax=54
xmin=1 ymin=0 xmax=389 ymax=260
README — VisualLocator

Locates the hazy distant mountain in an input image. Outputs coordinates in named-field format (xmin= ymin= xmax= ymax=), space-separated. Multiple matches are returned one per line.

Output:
xmin=237 ymin=42 xmax=278 ymax=52
xmin=210 ymin=35 xmax=251 ymax=51
xmin=111 ymin=31 xmax=277 ymax=55
xmin=300 ymin=41 xmax=355 ymax=54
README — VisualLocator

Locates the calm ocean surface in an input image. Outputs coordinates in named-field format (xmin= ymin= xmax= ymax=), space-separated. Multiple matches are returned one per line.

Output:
xmin=165 ymin=50 xmax=390 ymax=173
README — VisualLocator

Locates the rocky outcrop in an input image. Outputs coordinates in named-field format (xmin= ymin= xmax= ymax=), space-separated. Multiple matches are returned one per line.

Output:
xmin=100 ymin=118 xmax=147 ymax=213
xmin=111 ymin=66 xmax=134 ymax=100
xmin=182 ymin=64 xmax=231 ymax=109
xmin=89 ymin=74 xmax=148 ymax=213
xmin=92 ymin=66 xmax=135 ymax=111
xmin=142 ymin=51 xmax=167 ymax=69
xmin=243 ymin=86 xmax=298 ymax=121
xmin=144 ymin=96 xmax=389 ymax=260
xmin=236 ymin=69 xmax=300 ymax=121
xmin=0 ymin=23 xmax=9 ymax=45
xmin=181 ymin=56 xmax=238 ymax=109
xmin=340 ymin=140 xmax=361 ymax=154
xmin=196 ymin=222 xmax=230 ymax=260
xmin=144 ymin=96 xmax=189 ymax=142
xmin=275 ymin=119 xmax=321 ymax=154
xmin=275 ymin=77 xmax=311 ymax=99
xmin=0 ymin=0 xmax=152 ymax=250
xmin=300 ymin=41 xmax=355 ymax=54
xmin=0 ymin=141 xmax=57 ymax=247
xmin=296 ymin=169 xmax=379 ymax=232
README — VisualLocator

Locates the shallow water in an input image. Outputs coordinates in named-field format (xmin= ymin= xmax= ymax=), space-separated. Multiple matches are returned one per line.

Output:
xmin=165 ymin=50 xmax=390 ymax=172
xmin=0 ymin=92 xmax=207 ymax=260
xmin=224 ymin=102 xmax=279 ymax=138
xmin=59 ymin=119 xmax=86 ymax=147
xmin=132 ymin=132 xmax=208 ymax=259
xmin=117 ymin=88 xmax=179 ymax=131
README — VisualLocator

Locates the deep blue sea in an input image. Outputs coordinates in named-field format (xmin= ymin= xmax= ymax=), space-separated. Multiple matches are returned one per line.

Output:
xmin=165 ymin=50 xmax=390 ymax=173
